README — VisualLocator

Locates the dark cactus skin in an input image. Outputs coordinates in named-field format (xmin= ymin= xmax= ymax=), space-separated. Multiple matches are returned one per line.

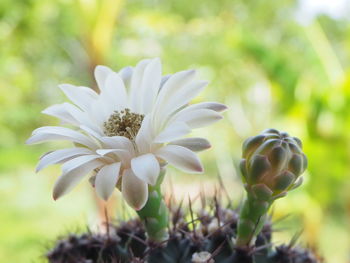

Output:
xmin=236 ymin=129 xmax=307 ymax=247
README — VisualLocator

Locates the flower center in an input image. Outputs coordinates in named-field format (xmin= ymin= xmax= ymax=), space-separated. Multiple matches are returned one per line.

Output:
xmin=103 ymin=109 xmax=144 ymax=140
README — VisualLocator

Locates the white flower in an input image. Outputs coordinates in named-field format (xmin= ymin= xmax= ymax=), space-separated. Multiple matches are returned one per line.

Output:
xmin=27 ymin=58 xmax=226 ymax=210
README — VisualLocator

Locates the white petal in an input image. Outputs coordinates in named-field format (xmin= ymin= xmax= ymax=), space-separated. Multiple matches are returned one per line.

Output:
xmin=102 ymin=72 xmax=128 ymax=111
xmin=43 ymin=103 xmax=102 ymax=134
xmin=122 ymin=169 xmax=148 ymax=210
xmin=96 ymin=149 xmax=131 ymax=163
xmin=89 ymin=99 xmax=111 ymax=125
xmin=42 ymin=103 xmax=81 ymax=125
xmin=171 ymin=109 xmax=223 ymax=129
xmin=156 ymin=145 xmax=203 ymax=173
xmin=169 ymin=138 xmax=211 ymax=152
xmin=131 ymin=154 xmax=160 ymax=185
xmin=61 ymin=155 xmax=102 ymax=174
xmin=96 ymin=149 xmax=124 ymax=155
xmin=36 ymin=147 xmax=92 ymax=172
xmin=160 ymin=80 xmax=207 ymax=121
xmin=154 ymin=69 xmax=196 ymax=112
xmin=119 ymin=66 xmax=133 ymax=89
xmin=184 ymin=102 xmax=228 ymax=112
xmin=100 ymin=136 xmax=135 ymax=153
xmin=154 ymin=121 xmax=191 ymax=143
xmin=26 ymin=126 xmax=98 ymax=149
xmin=59 ymin=84 xmax=98 ymax=112
xmin=53 ymin=158 xmax=103 ymax=200
xmin=135 ymin=115 xmax=153 ymax=154
xmin=95 ymin=65 xmax=113 ymax=92
xmin=80 ymin=125 xmax=104 ymax=139
xmin=95 ymin=162 xmax=121 ymax=200
xmin=160 ymin=74 xmax=171 ymax=88
xmin=129 ymin=59 xmax=151 ymax=113
xmin=141 ymin=58 xmax=162 ymax=114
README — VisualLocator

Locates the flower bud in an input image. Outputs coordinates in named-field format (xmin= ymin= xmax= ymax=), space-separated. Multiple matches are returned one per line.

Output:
xmin=241 ymin=129 xmax=307 ymax=197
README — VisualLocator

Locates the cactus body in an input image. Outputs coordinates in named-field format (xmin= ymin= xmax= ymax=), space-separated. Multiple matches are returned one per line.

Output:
xmin=47 ymin=206 xmax=318 ymax=263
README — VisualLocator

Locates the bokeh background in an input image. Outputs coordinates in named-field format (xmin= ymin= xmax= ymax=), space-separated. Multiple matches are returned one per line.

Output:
xmin=1 ymin=0 xmax=350 ymax=262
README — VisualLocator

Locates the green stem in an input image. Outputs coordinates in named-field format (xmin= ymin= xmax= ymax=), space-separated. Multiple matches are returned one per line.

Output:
xmin=136 ymin=169 xmax=169 ymax=242
xmin=236 ymin=193 xmax=272 ymax=247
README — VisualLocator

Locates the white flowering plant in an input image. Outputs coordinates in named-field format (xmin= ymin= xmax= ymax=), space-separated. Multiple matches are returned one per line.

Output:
xmin=27 ymin=58 xmax=226 ymax=241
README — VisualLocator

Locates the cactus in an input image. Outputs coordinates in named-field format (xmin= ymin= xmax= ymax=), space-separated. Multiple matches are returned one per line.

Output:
xmin=46 ymin=199 xmax=319 ymax=263
xmin=46 ymin=129 xmax=318 ymax=263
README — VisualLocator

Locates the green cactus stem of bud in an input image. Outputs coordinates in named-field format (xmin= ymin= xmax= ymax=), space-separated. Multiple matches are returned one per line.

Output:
xmin=236 ymin=129 xmax=307 ymax=247
xmin=136 ymin=168 xmax=169 ymax=243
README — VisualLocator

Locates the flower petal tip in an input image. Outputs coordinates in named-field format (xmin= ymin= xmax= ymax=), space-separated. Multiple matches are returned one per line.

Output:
xmin=196 ymin=165 xmax=204 ymax=173
xmin=185 ymin=69 xmax=196 ymax=77
xmin=152 ymin=57 xmax=161 ymax=63
xmin=95 ymin=65 xmax=105 ymax=71
xmin=219 ymin=104 xmax=228 ymax=112
xmin=53 ymin=191 xmax=62 ymax=201
xmin=98 ymin=192 xmax=112 ymax=202
xmin=25 ymin=138 xmax=33 ymax=145
xmin=134 ymin=204 xmax=145 ymax=211
xmin=58 ymin=83 xmax=69 ymax=90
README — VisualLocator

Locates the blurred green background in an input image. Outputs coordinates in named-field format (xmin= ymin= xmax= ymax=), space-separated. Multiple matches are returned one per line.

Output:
xmin=1 ymin=0 xmax=350 ymax=262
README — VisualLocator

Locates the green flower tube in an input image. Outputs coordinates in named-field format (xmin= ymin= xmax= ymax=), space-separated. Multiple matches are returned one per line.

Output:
xmin=136 ymin=168 xmax=169 ymax=242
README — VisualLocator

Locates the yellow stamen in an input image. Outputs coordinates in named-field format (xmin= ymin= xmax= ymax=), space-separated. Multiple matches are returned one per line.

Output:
xmin=103 ymin=109 xmax=144 ymax=140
